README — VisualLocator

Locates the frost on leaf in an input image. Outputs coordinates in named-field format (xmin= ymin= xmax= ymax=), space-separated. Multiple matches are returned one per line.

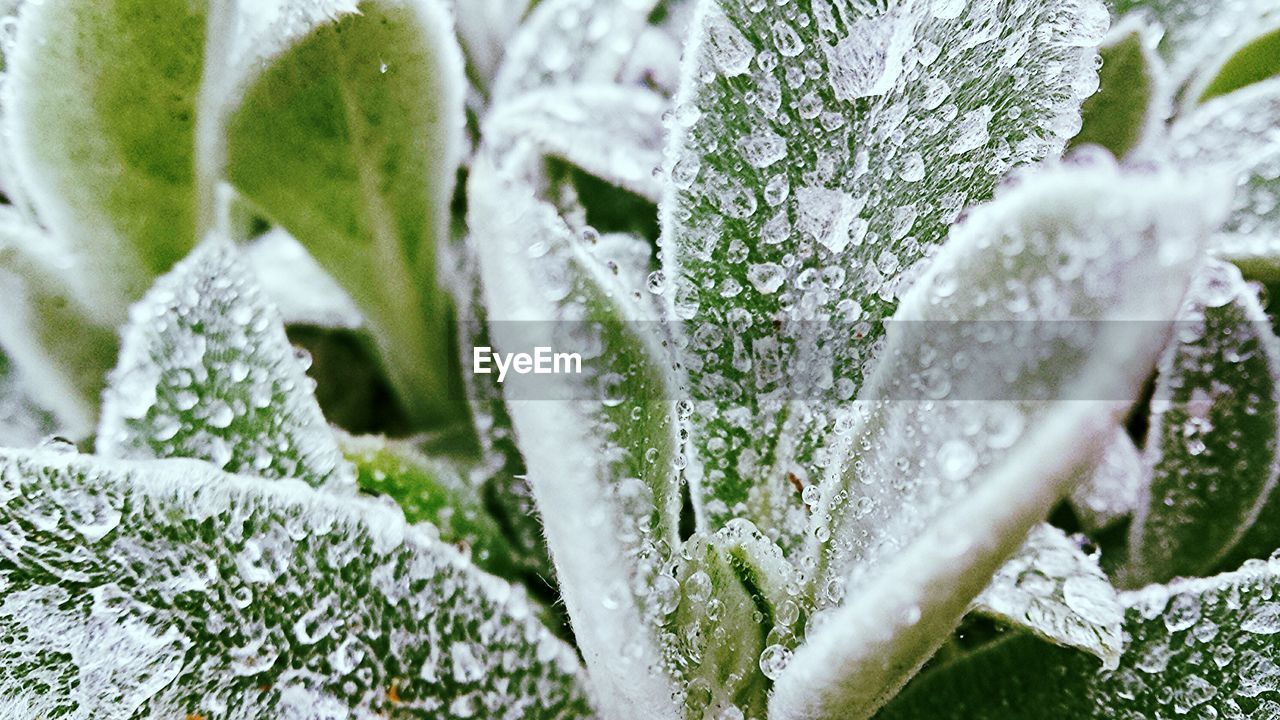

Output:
xmin=340 ymin=433 xmax=526 ymax=583
xmin=808 ymin=163 xmax=1219 ymax=607
xmin=1125 ymin=259 xmax=1280 ymax=586
xmin=1165 ymin=77 xmax=1280 ymax=264
xmin=768 ymin=164 xmax=1225 ymax=720
xmin=98 ymin=240 xmax=352 ymax=493
xmin=973 ymin=524 xmax=1123 ymax=669
xmin=470 ymin=102 xmax=684 ymax=718
xmin=659 ymin=0 xmax=1107 ymax=551
xmin=492 ymin=0 xmax=664 ymax=102
xmin=1069 ymin=428 xmax=1145 ymax=533
xmin=489 ymin=85 xmax=670 ymax=202
xmin=878 ymin=558 xmax=1280 ymax=719
xmin=0 ymin=449 xmax=592 ymax=719
xmin=659 ymin=519 xmax=798 ymax=720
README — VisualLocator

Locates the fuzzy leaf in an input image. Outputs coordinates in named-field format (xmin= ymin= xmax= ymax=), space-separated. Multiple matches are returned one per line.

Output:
xmin=1111 ymin=0 xmax=1280 ymax=93
xmin=1072 ymin=29 xmax=1159 ymax=158
xmin=660 ymin=519 xmax=798 ymax=720
xmin=0 ymin=448 xmax=592 ymax=718
xmin=449 ymin=0 xmax=533 ymax=93
xmin=768 ymin=163 xmax=1227 ymax=720
xmin=340 ymin=432 xmax=523 ymax=581
xmin=218 ymin=0 xmax=468 ymax=427
xmin=0 ymin=212 xmax=117 ymax=435
xmin=469 ymin=105 xmax=684 ymax=719
xmin=0 ymin=348 xmax=57 ymax=448
xmin=1199 ymin=25 xmax=1280 ymax=102
xmin=491 ymin=0 xmax=663 ymax=102
xmin=658 ymin=0 xmax=1109 ymax=551
xmin=1069 ymin=428 xmax=1145 ymax=533
xmin=877 ymin=559 xmax=1280 ymax=719
xmin=489 ymin=85 xmax=669 ymax=202
xmin=97 ymin=240 xmax=351 ymax=492
xmin=972 ymin=524 xmax=1123 ymax=669
xmin=1166 ymin=77 xmax=1280 ymax=266
xmin=1124 ymin=260 xmax=1280 ymax=586
xmin=6 ymin=0 xmax=206 ymax=317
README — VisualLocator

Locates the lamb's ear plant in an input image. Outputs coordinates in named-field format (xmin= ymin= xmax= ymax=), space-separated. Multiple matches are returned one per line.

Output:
xmin=6 ymin=0 xmax=1280 ymax=718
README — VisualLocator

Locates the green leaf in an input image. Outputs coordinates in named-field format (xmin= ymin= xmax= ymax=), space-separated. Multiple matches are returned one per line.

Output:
xmin=658 ymin=0 xmax=1110 ymax=552
xmin=769 ymin=163 xmax=1227 ymax=720
xmin=491 ymin=0 xmax=663 ymax=102
xmin=218 ymin=0 xmax=468 ymax=428
xmin=972 ymin=524 xmax=1123 ymax=669
xmin=0 ymin=211 xmax=118 ymax=435
xmin=661 ymin=519 xmax=797 ymax=720
xmin=1109 ymin=0 xmax=1280 ymax=92
xmin=7 ymin=0 xmax=206 ymax=317
xmin=1199 ymin=25 xmax=1280 ymax=102
xmin=0 ymin=447 xmax=593 ymax=718
xmin=339 ymin=432 xmax=524 ymax=581
xmin=1072 ymin=29 xmax=1159 ymax=158
xmin=1123 ymin=260 xmax=1280 ymax=586
xmin=97 ymin=240 xmax=352 ymax=492
xmin=877 ymin=558 xmax=1280 ymax=719
xmin=469 ymin=94 xmax=685 ymax=719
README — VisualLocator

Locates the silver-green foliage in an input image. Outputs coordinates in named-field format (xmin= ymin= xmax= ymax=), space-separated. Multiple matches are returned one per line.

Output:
xmin=5 ymin=0 xmax=1280 ymax=719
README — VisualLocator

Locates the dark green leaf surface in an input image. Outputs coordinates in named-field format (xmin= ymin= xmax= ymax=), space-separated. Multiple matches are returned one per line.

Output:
xmin=878 ymin=559 xmax=1280 ymax=720
xmin=1125 ymin=260 xmax=1280 ymax=586
xmin=1073 ymin=31 xmax=1156 ymax=157
xmin=0 ymin=448 xmax=593 ymax=718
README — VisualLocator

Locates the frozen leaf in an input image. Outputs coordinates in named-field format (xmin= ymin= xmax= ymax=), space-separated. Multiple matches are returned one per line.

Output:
xmin=1069 ymin=428 xmax=1146 ymax=533
xmin=6 ymin=0 xmax=207 ymax=317
xmin=1072 ymin=27 xmax=1163 ymax=158
xmin=0 ymin=448 xmax=593 ymax=718
xmin=1165 ymin=76 xmax=1280 ymax=264
xmin=1124 ymin=260 xmax=1280 ymax=586
xmin=491 ymin=0 xmax=663 ymax=102
xmin=659 ymin=0 xmax=1108 ymax=551
xmin=98 ymin=240 xmax=352 ymax=493
xmin=0 ymin=212 xmax=117 ymax=435
xmin=660 ymin=519 xmax=798 ymax=720
xmin=768 ymin=163 xmax=1227 ymax=720
xmin=218 ymin=0 xmax=468 ymax=427
xmin=469 ymin=109 xmax=684 ymax=718
xmin=489 ymin=85 xmax=669 ymax=202
xmin=340 ymin=432 xmax=524 ymax=582
xmin=972 ymin=524 xmax=1123 ymax=669
xmin=878 ymin=557 xmax=1280 ymax=719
